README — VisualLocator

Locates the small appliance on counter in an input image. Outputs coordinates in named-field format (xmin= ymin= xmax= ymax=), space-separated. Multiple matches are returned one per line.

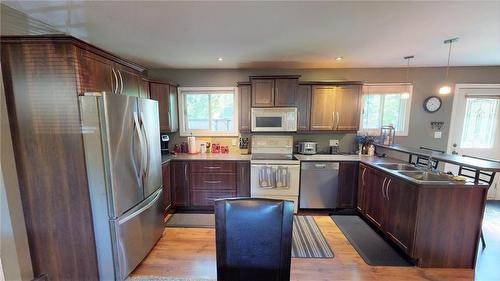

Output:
xmin=297 ymin=142 xmax=318 ymax=155
xmin=160 ymin=133 xmax=170 ymax=155
xmin=329 ymin=139 xmax=340 ymax=154
xmin=239 ymin=137 xmax=249 ymax=154
xmin=187 ymin=136 xmax=197 ymax=154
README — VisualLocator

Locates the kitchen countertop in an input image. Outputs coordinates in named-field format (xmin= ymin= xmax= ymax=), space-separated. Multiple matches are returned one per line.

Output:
xmin=376 ymin=144 xmax=500 ymax=172
xmin=294 ymin=153 xmax=488 ymax=188
xmin=162 ymin=153 xmax=251 ymax=164
xmin=162 ymin=152 xmax=487 ymax=187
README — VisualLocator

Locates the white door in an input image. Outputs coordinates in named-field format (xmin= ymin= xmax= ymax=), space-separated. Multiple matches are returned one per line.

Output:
xmin=446 ymin=84 xmax=500 ymax=199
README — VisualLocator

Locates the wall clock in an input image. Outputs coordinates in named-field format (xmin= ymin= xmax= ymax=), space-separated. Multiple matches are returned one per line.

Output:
xmin=423 ymin=96 xmax=442 ymax=113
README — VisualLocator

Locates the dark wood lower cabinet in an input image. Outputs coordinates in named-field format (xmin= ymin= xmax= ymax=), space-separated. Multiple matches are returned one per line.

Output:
xmin=162 ymin=162 xmax=172 ymax=213
xmin=337 ymin=162 xmax=359 ymax=208
xmin=191 ymin=190 xmax=237 ymax=208
xmin=236 ymin=161 xmax=251 ymax=197
xmin=358 ymin=164 xmax=487 ymax=268
xmin=384 ymin=177 xmax=417 ymax=252
xmin=362 ymin=167 xmax=386 ymax=227
xmin=170 ymin=160 xmax=250 ymax=210
xmin=171 ymin=161 xmax=190 ymax=207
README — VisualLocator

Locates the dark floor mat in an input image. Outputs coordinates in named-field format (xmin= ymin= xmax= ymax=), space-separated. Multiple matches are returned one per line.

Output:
xmin=331 ymin=215 xmax=413 ymax=266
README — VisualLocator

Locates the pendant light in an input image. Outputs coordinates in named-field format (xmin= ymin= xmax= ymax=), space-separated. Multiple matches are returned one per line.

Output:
xmin=402 ymin=55 xmax=414 ymax=99
xmin=438 ymin=37 xmax=459 ymax=95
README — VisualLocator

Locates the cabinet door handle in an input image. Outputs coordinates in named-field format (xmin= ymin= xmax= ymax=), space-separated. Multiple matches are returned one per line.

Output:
xmin=332 ymin=112 xmax=336 ymax=130
xmin=205 ymin=166 xmax=221 ymax=169
xmin=336 ymin=112 xmax=340 ymax=129
xmin=112 ymin=69 xmax=119 ymax=94
xmin=361 ymin=168 xmax=366 ymax=186
xmin=184 ymin=164 xmax=188 ymax=186
xmin=204 ymin=180 xmax=222 ymax=184
xmin=382 ymin=177 xmax=387 ymax=199
xmin=118 ymin=70 xmax=124 ymax=94
xmin=386 ymin=179 xmax=391 ymax=200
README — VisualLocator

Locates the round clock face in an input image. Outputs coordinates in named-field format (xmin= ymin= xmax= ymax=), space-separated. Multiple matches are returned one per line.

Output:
xmin=424 ymin=96 xmax=442 ymax=113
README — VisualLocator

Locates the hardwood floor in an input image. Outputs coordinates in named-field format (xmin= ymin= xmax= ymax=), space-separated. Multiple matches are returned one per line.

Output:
xmin=132 ymin=216 xmax=478 ymax=281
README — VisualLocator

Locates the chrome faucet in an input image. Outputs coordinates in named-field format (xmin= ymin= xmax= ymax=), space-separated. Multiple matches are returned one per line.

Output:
xmin=427 ymin=155 xmax=433 ymax=171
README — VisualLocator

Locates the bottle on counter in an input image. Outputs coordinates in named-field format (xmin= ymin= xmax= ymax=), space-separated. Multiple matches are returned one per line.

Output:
xmin=368 ymin=144 xmax=375 ymax=156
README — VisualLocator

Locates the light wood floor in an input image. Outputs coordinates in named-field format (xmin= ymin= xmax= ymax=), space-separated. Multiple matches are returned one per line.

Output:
xmin=131 ymin=216 xmax=481 ymax=281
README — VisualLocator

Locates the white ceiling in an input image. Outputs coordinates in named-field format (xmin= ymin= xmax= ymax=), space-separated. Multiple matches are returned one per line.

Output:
xmin=3 ymin=1 xmax=500 ymax=69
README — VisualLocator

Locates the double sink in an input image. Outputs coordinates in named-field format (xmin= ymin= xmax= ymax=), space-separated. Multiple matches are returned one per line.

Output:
xmin=375 ymin=163 xmax=457 ymax=184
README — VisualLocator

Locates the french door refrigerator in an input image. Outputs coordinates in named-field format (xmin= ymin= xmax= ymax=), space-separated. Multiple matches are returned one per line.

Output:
xmin=80 ymin=93 xmax=164 ymax=280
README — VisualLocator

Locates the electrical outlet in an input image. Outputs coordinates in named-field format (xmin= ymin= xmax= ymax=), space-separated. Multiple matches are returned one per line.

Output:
xmin=434 ymin=132 xmax=442 ymax=139
xmin=329 ymin=139 xmax=339 ymax=146
xmin=231 ymin=139 xmax=237 ymax=146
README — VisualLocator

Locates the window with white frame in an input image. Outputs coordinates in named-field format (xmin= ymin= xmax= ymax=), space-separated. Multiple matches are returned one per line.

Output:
xmin=360 ymin=84 xmax=413 ymax=136
xmin=178 ymin=87 xmax=238 ymax=136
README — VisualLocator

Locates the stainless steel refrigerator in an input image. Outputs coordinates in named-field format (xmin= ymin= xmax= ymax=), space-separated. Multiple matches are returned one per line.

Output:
xmin=80 ymin=93 xmax=164 ymax=281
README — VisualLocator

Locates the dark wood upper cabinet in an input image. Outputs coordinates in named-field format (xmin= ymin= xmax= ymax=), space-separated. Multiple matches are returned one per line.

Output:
xmin=150 ymin=82 xmax=178 ymax=132
xmin=251 ymin=77 xmax=300 ymax=107
xmin=238 ymin=83 xmax=251 ymax=132
xmin=337 ymin=162 xmax=359 ymax=208
xmin=114 ymin=64 xmax=141 ymax=97
xmin=76 ymin=49 xmax=114 ymax=95
xmin=275 ymin=78 xmax=298 ymax=106
xmin=251 ymin=79 xmax=275 ymax=107
xmin=169 ymin=85 xmax=179 ymax=132
xmin=335 ymin=85 xmax=361 ymax=131
xmin=296 ymin=84 xmax=311 ymax=131
xmin=150 ymin=82 xmax=170 ymax=131
xmin=310 ymin=85 xmax=336 ymax=130
xmin=310 ymin=84 xmax=362 ymax=131
xmin=75 ymin=44 xmax=145 ymax=97
xmin=139 ymin=78 xmax=150 ymax=98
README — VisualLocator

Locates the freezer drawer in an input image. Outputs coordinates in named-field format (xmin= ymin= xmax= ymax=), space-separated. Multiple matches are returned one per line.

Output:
xmin=111 ymin=188 xmax=164 ymax=280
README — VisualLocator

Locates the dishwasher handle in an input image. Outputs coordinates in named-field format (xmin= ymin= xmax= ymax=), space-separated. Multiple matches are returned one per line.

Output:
xmin=302 ymin=162 xmax=340 ymax=170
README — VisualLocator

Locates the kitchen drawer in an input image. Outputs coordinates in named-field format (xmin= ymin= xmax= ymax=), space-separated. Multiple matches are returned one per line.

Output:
xmin=190 ymin=190 xmax=236 ymax=207
xmin=190 ymin=173 xmax=237 ymax=191
xmin=190 ymin=161 xmax=236 ymax=173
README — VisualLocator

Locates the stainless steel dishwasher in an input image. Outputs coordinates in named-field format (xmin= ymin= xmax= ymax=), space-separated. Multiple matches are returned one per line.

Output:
xmin=299 ymin=162 xmax=339 ymax=209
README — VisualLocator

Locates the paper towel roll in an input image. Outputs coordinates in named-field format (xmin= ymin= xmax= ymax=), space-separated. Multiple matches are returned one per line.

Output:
xmin=187 ymin=136 xmax=197 ymax=154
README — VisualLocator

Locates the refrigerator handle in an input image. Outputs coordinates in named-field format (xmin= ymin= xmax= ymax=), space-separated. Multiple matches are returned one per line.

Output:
xmin=133 ymin=112 xmax=144 ymax=182
xmin=140 ymin=112 xmax=150 ymax=181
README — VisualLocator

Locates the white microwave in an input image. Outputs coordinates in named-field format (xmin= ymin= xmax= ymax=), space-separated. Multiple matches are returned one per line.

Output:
xmin=251 ymin=107 xmax=297 ymax=132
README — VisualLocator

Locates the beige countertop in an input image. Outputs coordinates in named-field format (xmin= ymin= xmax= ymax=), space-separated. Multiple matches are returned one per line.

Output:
xmin=376 ymin=144 xmax=500 ymax=172
xmin=162 ymin=153 xmax=251 ymax=164
xmin=294 ymin=154 xmax=486 ymax=187
xmin=161 ymin=152 xmax=486 ymax=188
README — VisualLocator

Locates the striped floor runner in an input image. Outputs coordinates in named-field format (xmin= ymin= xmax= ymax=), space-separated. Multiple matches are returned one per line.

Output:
xmin=292 ymin=216 xmax=334 ymax=258
xmin=166 ymin=214 xmax=333 ymax=258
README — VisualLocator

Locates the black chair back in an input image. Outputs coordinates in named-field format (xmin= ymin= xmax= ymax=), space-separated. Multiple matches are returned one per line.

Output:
xmin=215 ymin=198 xmax=294 ymax=281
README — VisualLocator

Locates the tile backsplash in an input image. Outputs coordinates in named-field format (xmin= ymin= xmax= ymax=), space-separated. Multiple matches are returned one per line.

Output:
xmin=167 ymin=132 xmax=358 ymax=154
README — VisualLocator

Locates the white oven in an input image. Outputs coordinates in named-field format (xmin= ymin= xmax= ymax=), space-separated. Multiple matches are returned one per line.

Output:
xmin=251 ymin=107 xmax=297 ymax=132
xmin=250 ymin=163 xmax=300 ymax=196
xmin=250 ymin=136 xmax=300 ymax=212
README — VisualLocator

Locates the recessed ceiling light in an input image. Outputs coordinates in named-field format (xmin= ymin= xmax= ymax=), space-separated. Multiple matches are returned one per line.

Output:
xmin=335 ymin=57 xmax=343 ymax=61
xmin=217 ymin=57 xmax=223 ymax=61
